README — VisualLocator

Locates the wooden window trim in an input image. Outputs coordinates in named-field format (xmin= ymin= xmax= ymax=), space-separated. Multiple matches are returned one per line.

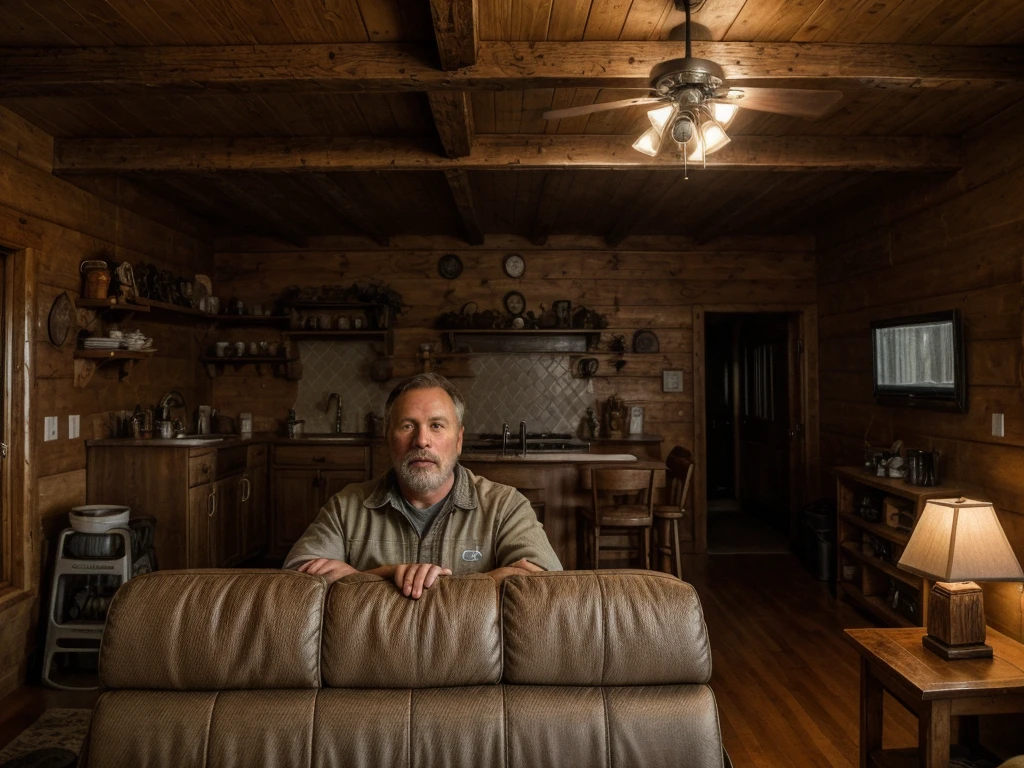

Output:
xmin=0 ymin=246 xmax=36 ymax=609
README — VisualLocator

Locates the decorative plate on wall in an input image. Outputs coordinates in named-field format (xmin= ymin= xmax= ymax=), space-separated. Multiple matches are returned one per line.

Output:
xmin=438 ymin=254 xmax=464 ymax=280
xmin=632 ymin=330 xmax=660 ymax=353
xmin=503 ymin=253 xmax=525 ymax=278
xmin=47 ymin=291 xmax=73 ymax=346
xmin=504 ymin=291 xmax=526 ymax=316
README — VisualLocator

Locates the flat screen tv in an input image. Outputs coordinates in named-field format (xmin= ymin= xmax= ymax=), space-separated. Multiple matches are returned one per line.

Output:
xmin=871 ymin=310 xmax=966 ymax=412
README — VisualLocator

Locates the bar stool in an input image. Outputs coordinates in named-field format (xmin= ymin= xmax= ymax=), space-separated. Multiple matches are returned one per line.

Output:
xmin=577 ymin=467 xmax=655 ymax=569
xmin=655 ymin=446 xmax=694 ymax=580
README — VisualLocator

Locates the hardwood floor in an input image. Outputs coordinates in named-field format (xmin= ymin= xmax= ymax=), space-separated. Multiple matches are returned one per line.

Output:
xmin=687 ymin=552 xmax=916 ymax=767
xmin=0 ymin=554 xmax=913 ymax=765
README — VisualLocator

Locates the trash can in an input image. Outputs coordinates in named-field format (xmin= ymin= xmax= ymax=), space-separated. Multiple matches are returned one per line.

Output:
xmin=800 ymin=500 xmax=836 ymax=582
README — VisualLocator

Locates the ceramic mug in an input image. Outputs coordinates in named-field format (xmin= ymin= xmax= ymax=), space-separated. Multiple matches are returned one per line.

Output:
xmin=215 ymin=341 xmax=229 ymax=358
xmin=248 ymin=341 xmax=259 ymax=356
xmin=233 ymin=341 xmax=246 ymax=357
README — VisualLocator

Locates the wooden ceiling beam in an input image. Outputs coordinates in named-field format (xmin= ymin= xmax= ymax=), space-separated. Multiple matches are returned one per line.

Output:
xmin=429 ymin=0 xmax=477 ymax=70
xmin=2 ymin=42 xmax=1020 ymax=96
xmin=54 ymin=135 xmax=963 ymax=174
xmin=529 ymin=171 xmax=576 ymax=246
xmin=428 ymin=89 xmax=474 ymax=158
xmin=443 ymin=169 xmax=484 ymax=245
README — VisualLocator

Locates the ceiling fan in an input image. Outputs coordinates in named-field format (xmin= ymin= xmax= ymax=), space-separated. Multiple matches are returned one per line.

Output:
xmin=542 ymin=0 xmax=843 ymax=164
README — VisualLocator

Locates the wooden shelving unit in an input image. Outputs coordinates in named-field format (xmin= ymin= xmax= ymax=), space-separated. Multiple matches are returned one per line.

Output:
xmin=441 ymin=328 xmax=601 ymax=354
xmin=200 ymin=355 xmax=297 ymax=379
xmin=835 ymin=466 xmax=960 ymax=628
xmin=73 ymin=349 xmax=155 ymax=387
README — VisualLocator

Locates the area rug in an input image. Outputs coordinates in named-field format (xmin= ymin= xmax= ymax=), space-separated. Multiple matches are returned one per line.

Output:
xmin=0 ymin=709 xmax=90 ymax=767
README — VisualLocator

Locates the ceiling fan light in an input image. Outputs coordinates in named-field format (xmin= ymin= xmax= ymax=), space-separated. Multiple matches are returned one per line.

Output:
xmin=647 ymin=104 xmax=677 ymax=133
xmin=687 ymin=135 xmax=706 ymax=163
xmin=712 ymin=102 xmax=739 ymax=126
xmin=632 ymin=127 xmax=663 ymax=157
xmin=701 ymin=120 xmax=731 ymax=155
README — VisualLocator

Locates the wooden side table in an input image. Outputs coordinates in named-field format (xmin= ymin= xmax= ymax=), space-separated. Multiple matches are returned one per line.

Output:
xmin=846 ymin=626 xmax=1024 ymax=767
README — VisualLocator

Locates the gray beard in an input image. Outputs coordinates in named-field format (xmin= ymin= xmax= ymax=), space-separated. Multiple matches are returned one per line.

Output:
xmin=395 ymin=451 xmax=456 ymax=494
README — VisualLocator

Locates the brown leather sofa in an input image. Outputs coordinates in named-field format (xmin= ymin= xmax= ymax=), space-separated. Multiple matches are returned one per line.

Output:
xmin=80 ymin=569 xmax=729 ymax=767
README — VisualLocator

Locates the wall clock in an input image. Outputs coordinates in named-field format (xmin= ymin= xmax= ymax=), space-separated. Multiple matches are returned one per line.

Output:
xmin=438 ymin=253 xmax=463 ymax=280
xmin=503 ymin=253 xmax=525 ymax=278
xmin=503 ymin=291 xmax=526 ymax=316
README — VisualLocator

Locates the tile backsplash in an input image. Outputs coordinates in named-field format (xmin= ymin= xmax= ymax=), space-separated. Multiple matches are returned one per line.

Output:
xmin=293 ymin=342 xmax=596 ymax=435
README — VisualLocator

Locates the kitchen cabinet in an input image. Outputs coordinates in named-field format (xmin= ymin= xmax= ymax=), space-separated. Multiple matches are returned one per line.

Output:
xmin=87 ymin=441 xmax=260 ymax=569
xmin=269 ymin=443 xmax=370 ymax=558
xmin=242 ymin=443 xmax=268 ymax=557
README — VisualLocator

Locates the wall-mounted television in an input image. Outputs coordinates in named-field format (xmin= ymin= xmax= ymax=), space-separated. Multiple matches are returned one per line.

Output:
xmin=871 ymin=310 xmax=967 ymax=412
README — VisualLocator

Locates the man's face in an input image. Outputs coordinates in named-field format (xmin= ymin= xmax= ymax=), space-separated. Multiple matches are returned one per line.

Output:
xmin=388 ymin=387 xmax=464 ymax=495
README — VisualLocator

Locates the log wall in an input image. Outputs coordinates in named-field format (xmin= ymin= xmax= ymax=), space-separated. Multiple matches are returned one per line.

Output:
xmin=212 ymin=234 xmax=818 ymax=461
xmin=817 ymin=102 xmax=1024 ymax=641
xmin=0 ymin=106 xmax=209 ymax=697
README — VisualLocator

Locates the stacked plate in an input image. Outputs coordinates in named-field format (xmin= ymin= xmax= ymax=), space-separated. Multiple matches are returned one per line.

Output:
xmin=82 ymin=337 xmax=122 ymax=350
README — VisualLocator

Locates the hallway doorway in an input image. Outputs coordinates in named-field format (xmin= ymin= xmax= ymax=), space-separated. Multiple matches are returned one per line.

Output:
xmin=703 ymin=312 xmax=804 ymax=555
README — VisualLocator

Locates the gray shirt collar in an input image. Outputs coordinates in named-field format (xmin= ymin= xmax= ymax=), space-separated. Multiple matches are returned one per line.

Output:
xmin=363 ymin=463 xmax=478 ymax=512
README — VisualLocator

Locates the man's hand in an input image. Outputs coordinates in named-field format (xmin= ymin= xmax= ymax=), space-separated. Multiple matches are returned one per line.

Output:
xmin=486 ymin=557 xmax=544 ymax=584
xmin=296 ymin=558 xmax=358 ymax=584
xmin=392 ymin=562 xmax=452 ymax=599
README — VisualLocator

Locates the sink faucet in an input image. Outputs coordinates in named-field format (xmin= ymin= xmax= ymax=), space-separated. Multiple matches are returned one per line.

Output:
xmin=158 ymin=390 xmax=186 ymax=424
xmin=519 ymin=421 xmax=527 ymax=457
xmin=501 ymin=423 xmax=511 ymax=456
xmin=326 ymin=393 xmax=342 ymax=434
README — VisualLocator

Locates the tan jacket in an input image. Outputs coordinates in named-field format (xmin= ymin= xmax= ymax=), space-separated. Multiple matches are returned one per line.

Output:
xmin=283 ymin=465 xmax=563 ymax=574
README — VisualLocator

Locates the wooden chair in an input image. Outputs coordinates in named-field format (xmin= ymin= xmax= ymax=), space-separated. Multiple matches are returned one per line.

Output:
xmin=577 ymin=467 xmax=656 ymax=570
xmin=655 ymin=446 xmax=694 ymax=580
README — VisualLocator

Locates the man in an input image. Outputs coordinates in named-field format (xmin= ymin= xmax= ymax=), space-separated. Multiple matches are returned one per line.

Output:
xmin=284 ymin=373 xmax=562 ymax=598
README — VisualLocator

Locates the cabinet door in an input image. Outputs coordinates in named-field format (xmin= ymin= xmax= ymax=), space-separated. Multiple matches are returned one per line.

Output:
xmin=215 ymin=474 xmax=243 ymax=567
xmin=187 ymin=483 xmax=216 ymax=568
xmin=319 ymin=470 xmax=365 ymax=507
xmin=271 ymin=468 xmax=321 ymax=557
xmin=243 ymin=464 xmax=269 ymax=557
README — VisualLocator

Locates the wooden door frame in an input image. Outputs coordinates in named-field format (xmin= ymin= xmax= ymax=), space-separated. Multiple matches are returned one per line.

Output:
xmin=693 ymin=304 xmax=819 ymax=553
xmin=0 ymin=244 xmax=36 ymax=612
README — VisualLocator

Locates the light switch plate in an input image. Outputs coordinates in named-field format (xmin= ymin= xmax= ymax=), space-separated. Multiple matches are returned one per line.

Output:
xmin=69 ymin=414 xmax=80 ymax=440
xmin=993 ymin=413 xmax=1005 ymax=437
xmin=44 ymin=416 xmax=58 ymax=442
xmin=662 ymin=369 xmax=684 ymax=393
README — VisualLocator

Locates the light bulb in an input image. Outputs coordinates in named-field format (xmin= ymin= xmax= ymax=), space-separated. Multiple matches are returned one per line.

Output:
xmin=647 ymin=105 xmax=676 ymax=133
xmin=701 ymin=121 xmax=731 ymax=155
xmin=712 ymin=102 xmax=739 ymax=126
xmin=632 ymin=127 xmax=662 ymax=157
xmin=687 ymin=135 xmax=705 ymax=162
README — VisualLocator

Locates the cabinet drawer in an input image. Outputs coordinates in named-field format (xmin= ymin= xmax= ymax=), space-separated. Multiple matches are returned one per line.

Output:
xmin=189 ymin=455 xmax=215 ymax=487
xmin=274 ymin=445 xmax=367 ymax=470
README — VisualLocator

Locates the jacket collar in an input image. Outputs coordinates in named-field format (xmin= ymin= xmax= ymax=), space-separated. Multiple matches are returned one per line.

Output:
xmin=363 ymin=463 xmax=478 ymax=511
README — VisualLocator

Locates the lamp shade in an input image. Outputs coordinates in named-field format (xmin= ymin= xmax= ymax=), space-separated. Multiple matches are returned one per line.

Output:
xmin=897 ymin=497 xmax=1024 ymax=582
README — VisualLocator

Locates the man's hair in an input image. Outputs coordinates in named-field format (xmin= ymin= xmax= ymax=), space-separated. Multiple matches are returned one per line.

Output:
xmin=384 ymin=373 xmax=466 ymax=430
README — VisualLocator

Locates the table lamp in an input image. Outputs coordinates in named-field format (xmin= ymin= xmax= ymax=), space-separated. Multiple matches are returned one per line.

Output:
xmin=898 ymin=497 xmax=1024 ymax=660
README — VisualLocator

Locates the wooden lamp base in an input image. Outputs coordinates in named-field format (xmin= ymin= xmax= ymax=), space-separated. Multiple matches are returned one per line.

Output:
xmin=924 ymin=581 xmax=992 ymax=661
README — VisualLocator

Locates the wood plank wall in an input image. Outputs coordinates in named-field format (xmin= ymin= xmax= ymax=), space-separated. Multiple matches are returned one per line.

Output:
xmin=0 ymin=106 xmax=210 ymax=696
xmin=213 ymin=234 xmax=816 ymax=461
xmin=817 ymin=102 xmax=1024 ymax=642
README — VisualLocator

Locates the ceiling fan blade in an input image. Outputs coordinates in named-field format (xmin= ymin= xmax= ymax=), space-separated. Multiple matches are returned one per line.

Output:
xmin=542 ymin=97 xmax=667 ymax=121
xmin=713 ymin=88 xmax=843 ymax=119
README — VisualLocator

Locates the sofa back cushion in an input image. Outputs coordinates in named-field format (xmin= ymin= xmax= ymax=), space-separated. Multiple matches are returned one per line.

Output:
xmin=99 ymin=570 xmax=325 ymax=690
xmin=321 ymin=574 xmax=501 ymax=688
xmin=501 ymin=570 xmax=712 ymax=685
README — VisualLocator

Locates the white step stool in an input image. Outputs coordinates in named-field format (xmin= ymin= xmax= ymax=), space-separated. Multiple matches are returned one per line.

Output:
xmin=42 ymin=527 xmax=134 ymax=691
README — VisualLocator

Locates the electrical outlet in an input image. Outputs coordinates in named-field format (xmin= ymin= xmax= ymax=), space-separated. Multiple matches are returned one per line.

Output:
xmin=44 ymin=416 xmax=58 ymax=442
xmin=69 ymin=414 xmax=80 ymax=440
xmin=992 ymin=413 xmax=1005 ymax=438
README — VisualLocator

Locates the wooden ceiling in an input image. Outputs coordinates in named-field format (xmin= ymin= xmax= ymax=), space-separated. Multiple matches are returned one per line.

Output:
xmin=1 ymin=0 xmax=1022 ymax=245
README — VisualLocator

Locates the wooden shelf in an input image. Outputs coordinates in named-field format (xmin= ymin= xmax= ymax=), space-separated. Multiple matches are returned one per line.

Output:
xmin=75 ymin=298 xmax=151 ymax=313
xmin=840 ymin=583 xmax=915 ymax=628
xmin=833 ymin=466 xmax=960 ymax=500
xmin=442 ymin=328 xmax=600 ymax=353
xmin=211 ymin=314 xmax=289 ymax=325
xmin=73 ymin=349 xmax=155 ymax=387
xmin=283 ymin=301 xmax=378 ymax=310
xmin=201 ymin=355 xmax=297 ymax=379
xmin=839 ymin=513 xmax=911 ymax=546
xmin=132 ymin=296 xmax=213 ymax=320
xmin=839 ymin=541 xmax=919 ymax=589
xmin=283 ymin=330 xmax=387 ymax=339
